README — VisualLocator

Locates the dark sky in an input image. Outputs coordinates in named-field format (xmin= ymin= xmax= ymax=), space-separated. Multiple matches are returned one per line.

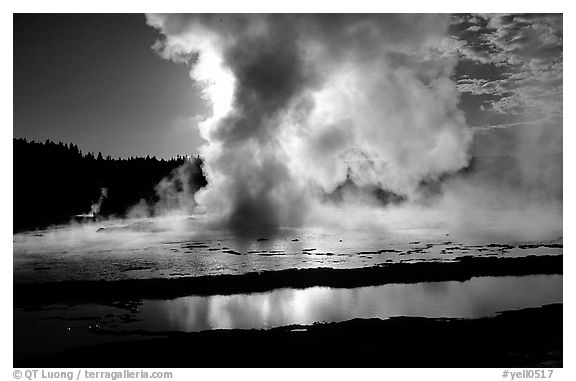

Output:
xmin=14 ymin=14 xmax=208 ymax=159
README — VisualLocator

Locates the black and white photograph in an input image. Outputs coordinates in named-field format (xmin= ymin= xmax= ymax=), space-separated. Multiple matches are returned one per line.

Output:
xmin=10 ymin=8 xmax=566 ymax=373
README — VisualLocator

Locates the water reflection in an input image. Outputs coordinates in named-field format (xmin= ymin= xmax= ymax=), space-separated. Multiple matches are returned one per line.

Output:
xmin=132 ymin=275 xmax=562 ymax=332
xmin=14 ymin=275 xmax=562 ymax=360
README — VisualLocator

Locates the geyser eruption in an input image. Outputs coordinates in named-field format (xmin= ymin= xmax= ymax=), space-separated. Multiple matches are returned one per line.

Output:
xmin=146 ymin=14 xmax=475 ymax=236
xmin=76 ymin=187 xmax=108 ymax=219
xmin=90 ymin=187 xmax=108 ymax=216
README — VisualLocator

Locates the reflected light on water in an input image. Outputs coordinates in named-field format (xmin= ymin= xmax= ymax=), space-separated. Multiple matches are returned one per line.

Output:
xmin=133 ymin=274 xmax=562 ymax=332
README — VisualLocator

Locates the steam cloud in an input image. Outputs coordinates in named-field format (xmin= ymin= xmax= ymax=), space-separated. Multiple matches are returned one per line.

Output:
xmin=128 ymin=159 xmax=206 ymax=219
xmin=146 ymin=14 xmax=561 ymax=240
xmin=146 ymin=14 xmax=474 ymax=237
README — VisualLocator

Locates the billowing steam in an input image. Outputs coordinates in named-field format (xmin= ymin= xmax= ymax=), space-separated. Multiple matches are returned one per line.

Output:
xmin=147 ymin=14 xmax=474 ymax=237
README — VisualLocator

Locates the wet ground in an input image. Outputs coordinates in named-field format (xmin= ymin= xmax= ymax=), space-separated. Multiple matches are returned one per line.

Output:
xmin=13 ymin=216 xmax=563 ymax=283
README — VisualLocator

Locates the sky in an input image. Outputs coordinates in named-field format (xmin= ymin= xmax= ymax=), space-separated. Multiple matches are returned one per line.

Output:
xmin=13 ymin=14 xmax=562 ymax=159
xmin=14 ymin=14 xmax=208 ymax=159
xmin=450 ymin=14 xmax=562 ymax=127
xmin=448 ymin=14 xmax=562 ymax=156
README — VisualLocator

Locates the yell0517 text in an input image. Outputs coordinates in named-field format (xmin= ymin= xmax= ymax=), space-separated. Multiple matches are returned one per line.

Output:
xmin=502 ymin=370 xmax=554 ymax=380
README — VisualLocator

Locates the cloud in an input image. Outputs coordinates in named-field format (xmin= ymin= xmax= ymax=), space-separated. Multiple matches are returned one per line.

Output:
xmin=450 ymin=13 xmax=562 ymax=124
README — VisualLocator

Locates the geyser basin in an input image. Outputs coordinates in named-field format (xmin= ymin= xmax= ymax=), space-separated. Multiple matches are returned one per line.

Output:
xmin=13 ymin=214 xmax=563 ymax=284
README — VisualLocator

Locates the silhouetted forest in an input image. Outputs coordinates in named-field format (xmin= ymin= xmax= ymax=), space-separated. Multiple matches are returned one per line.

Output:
xmin=14 ymin=138 xmax=207 ymax=232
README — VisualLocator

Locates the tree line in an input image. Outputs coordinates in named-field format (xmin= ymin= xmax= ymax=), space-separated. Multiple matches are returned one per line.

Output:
xmin=13 ymin=138 xmax=207 ymax=232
